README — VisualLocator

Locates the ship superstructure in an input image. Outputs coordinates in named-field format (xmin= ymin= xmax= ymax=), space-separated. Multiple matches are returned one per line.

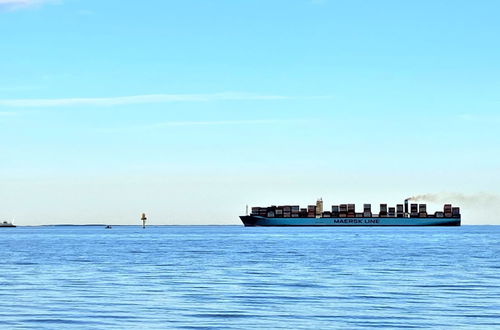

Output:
xmin=240 ymin=199 xmax=461 ymax=226
xmin=0 ymin=221 xmax=16 ymax=228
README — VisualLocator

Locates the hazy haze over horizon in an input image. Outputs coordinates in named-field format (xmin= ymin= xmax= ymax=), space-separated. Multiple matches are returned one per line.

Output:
xmin=1 ymin=0 xmax=499 ymax=225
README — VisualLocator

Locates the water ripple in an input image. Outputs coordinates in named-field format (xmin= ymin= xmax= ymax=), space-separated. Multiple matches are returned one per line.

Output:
xmin=1 ymin=225 xmax=500 ymax=329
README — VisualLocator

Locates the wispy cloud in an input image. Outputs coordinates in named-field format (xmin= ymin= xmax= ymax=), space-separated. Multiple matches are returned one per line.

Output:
xmin=0 ymin=111 xmax=17 ymax=116
xmin=98 ymin=118 xmax=308 ymax=133
xmin=458 ymin=113 xmax=500 ymax=123
xmin=152 ymin=119 xmax=286 ymax=128
xmin=0 ymin=0 xmax=58 ymax=10
xmin=0 ymin=92 xmax=289 ymax=107
xmin=309 ymin=0 xmax=327 ymax=5
xmin=77 ymin=9 xmax=93 ymax=16
xmin=0 ymin=85 xmax=41 ymax=92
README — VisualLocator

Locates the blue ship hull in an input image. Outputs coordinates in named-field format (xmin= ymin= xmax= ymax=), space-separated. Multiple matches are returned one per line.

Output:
xmin=240 ymin=215 xmax=461 ymax=227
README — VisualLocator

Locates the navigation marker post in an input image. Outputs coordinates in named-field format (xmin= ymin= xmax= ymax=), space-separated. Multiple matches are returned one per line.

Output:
xmin=141 ymin=213 xmax=147 ymax=229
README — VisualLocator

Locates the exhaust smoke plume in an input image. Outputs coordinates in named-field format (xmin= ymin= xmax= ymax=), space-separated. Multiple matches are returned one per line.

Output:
xmin=407 ymin=192 xmax=500 ymax=206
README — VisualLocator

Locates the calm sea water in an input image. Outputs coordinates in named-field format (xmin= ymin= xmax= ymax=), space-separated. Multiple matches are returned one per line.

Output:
xmin=1 ymin=225 xmax=499 ymax=329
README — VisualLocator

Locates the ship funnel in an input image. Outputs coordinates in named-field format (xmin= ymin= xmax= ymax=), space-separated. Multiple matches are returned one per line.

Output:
xmin=404 ymin=199 xmax=409 ymax=214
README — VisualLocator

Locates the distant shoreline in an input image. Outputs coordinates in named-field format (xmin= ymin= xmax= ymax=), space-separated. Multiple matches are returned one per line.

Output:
xmin=8 ymin=224 xmax=498 ymax=227
xmin=13 ymin=224 xmax=244 ymax=227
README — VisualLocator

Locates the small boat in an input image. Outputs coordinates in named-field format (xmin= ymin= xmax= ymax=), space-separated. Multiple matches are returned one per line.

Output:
xmin=105 ymin=225 xmax=112 ymax=229
xmin=0 ymin=221 xmax=16 ymax=228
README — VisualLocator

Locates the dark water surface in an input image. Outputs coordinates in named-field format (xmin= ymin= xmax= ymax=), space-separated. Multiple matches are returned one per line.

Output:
xmin=1 ymin=225 xmax=499 ymax=329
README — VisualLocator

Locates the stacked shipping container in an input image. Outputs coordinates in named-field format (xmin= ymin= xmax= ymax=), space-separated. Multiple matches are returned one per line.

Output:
xmin=249 ymin=201 xmax=460 ymax=219
xmin=396 ymin=204 xmax=404 ymax=218
xmin=363 ymin=204 xmax=372 ymax=217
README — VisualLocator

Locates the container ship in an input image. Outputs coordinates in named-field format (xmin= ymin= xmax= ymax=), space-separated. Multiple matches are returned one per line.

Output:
xmin=240 ymin=199 xmax=461 ymax=226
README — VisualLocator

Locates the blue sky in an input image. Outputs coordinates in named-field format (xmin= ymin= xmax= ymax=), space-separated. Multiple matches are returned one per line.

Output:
xmin=1 ymin=0 xmax=499 ymax=225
